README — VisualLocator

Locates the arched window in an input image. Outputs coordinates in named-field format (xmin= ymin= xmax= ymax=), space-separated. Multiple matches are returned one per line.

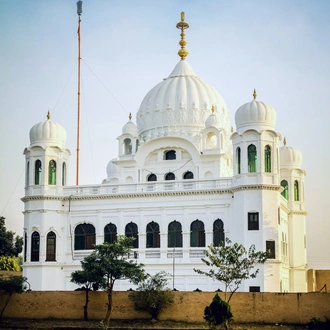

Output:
xmin=236 ymin=147 xmax=241 ymax=174
xmin=146 ymin=221 xmax=160 ymax=248
xmin=35 ymin=160 xmax=42 ymax=185
xmin=74 ymin=224 xmax=96 ymax=250
xmin=46 ymin=231 xmax=56 ymax=261
xmin=165 ymin=150 xmax=176 ymax=160
xmin=147 ymin=174 xmax=157 ymax=181
xmin=48 ymin=160 xmax=56 ymax=185
xmin=26 ymin=162 xmax=30 ymax=186
xmin=213 ymin=219 xmax=225 ymax=246
xmin=168 ymin=221 xmax=182 ymax=248
xmin=125 ymin=222 xmax=139 ymax=248
xmin=124 ymin=138 xmax=132 ymax=155
xmin=190 ymin=220 xmax=205 ymax=247
xmin=104 ymin=223 xmax=117 ymax=243
xmin=206 ymin=132 xmax=217 ymax=149
xmin=281 ymin=180 xmax=289 ymax=200
xmin=248 ymin=144 xmax=257 ymax=173
xmin=183 ymin=171 xmax=193 ymax=179
xmin=264 ymin=145 xmax=271 ymax=172
xmin=31 ymin=231 xmax=40 ymax=262
xmin=136 ymin=139 xmax=139 ymax=152
xmin=266 ymin=240 xmax=275 ymax=259
xmin=24 ymin=232 xmax=27 ymax=262
xmin=165 ymin=172 xmax=175 ymax=180
xmin=62 ymin=162 xmax=66 ymax=186
xmin=294 ymin=180 xmax=299 ymax=201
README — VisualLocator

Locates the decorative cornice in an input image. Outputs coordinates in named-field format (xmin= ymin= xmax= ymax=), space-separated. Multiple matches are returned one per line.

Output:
xmin=231 ymin=184 xmax=282 ymax=193
xmin=22 ymin=189 xmax=234 ymax=203
xmin=289 ymin=210 xmax=308 ymax=216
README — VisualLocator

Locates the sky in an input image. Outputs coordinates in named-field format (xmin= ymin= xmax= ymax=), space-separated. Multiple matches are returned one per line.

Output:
xmin=0 ymin=0 xmax=329 ymax=268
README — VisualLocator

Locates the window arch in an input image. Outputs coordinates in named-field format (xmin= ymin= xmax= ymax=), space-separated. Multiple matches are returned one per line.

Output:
xmin=46 ymin=231 xmax=56 ymax=261
xmin=165 ymin=172 xmax=175 ymax=181
xmin=213 ymin=219 xmax=225 ymax=246
xmin=236 ymin=147 xmax=241 ymax=174
xmin=35 ymin=160 xmax=42 ymax=185
xmin=125 ymin=222 xmax=139 ymax=248
xmin=136 ymin=139 xmax=139 ymax=152
xmin=190 ymin=220 xmax=205 ymax=247
xmin=146 ymin=221 xmax=160 ymax=248
xmin=31 ymin=231 xmax=40 ymax=262
xmin=294 ymin=180 xmax=299 ymax=201
xmin=183 ymin=171 xmax=193 ymax=179
xmin=281 ymin=180 xmax=289 ymax=200
xmin=147 ymin=173 xmax=157 ymax=181
xmin=74 ymin=224 xmax=96 ymax=250
xmin=104 ymin=223 xmax=117 ymax=244
xmin=264 ymin=145 xmax=271 ymax=172
xmin=247 ymin=144 xmax=257 ymax=173
xmin=123 ymin=138 xmax=132 ymax=155
xmin=165 ymin=150 xmax=176 ymax=160
xmin=206 ymin=132 xmax=217 ymax=149
xmin=26 ymin=162 xmax=30 ymax=186
xmin=24 ymin=232 xmax=27 ymax=262
xmin=62 ymin=162 xmax=66 ymax=186
xmin=168 ymin=221 xmax=182 ymax=248
xmin=48 ymin=160 xmax=56 ymax=185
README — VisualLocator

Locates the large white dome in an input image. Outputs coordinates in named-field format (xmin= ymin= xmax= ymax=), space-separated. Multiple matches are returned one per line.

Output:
xmin=29 ymin=112 xmax=67 ymax=148
xmin=235 ymin=96 xmax=276 ymax=133
xmin=136 ymin=60 xmax=230 ymax=143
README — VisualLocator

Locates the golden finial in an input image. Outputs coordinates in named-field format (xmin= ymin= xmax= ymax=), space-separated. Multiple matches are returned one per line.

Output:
xmin=47 ymin=111 xmax=51 ymax=120
xmin=129 ymin=112 xmax=132 ymax=120
xmin=211 ymin=105 xmax=215 ymax=113
xmin=231 ymin=126 xmax=234 ymax=133
xmin=284 ymin=137 xmax=287 ymax=146
xmin=176 ymin=12 xmax=189 ymax=60
xmin=253 ymin=88 xmax=257 ymax=100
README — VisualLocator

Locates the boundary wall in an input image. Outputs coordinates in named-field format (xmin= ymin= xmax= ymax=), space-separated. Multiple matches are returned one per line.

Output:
xmin=1 ymin=291 xmax=330 ymax=324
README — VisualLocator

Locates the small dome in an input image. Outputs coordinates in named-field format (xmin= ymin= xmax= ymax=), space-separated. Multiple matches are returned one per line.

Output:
xmin=136 ymin=60 xmax=230 ymax=142
xmin=29 ymin=112 xmax=67 ymax=148
xmin=106 ymin=159 xmax=119 ymax=178
xmin=205 ymin=106 xmax=220 ymax=128
xmin=122 ymin=113 xmax=138 ymax=136
xmin=235 ymin=91 xmax=276 ymax=133
xmin=280 ymin=139 xmax=302 ymax=168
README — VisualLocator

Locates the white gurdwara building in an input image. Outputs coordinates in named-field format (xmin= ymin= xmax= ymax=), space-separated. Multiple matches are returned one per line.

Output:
xmin=22 ymin=14 xmax=307 ymax=292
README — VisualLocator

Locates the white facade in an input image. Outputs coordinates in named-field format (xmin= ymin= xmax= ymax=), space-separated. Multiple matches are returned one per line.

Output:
xmin=22 ymin=23 xmax=307 ymax=292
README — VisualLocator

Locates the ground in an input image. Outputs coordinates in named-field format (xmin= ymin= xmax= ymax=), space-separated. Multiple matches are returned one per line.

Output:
xmin=0 ymin=319 xmax=315 ymax=330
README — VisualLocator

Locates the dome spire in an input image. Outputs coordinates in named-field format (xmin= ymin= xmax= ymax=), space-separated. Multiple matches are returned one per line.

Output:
xmin=284 ymin=137 xmax=287 ymax=146
xmin=253 ymin=88 xmax=257 ymax=99
xmin=47 ymin=110 xmax=51 ymax=120
xmin=176 ymin=12 xmax=189 ymax=60
xmin=129 ymin=112 xmax=132 ymax=121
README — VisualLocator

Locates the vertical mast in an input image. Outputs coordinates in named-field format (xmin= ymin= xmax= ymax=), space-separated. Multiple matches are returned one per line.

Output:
xmin=76 ymin=1 xmax=83 ymax=185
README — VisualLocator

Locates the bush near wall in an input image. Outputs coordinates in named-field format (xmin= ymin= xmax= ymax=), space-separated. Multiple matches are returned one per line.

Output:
xmin=0 ymin=291 xmax=329 ymax=324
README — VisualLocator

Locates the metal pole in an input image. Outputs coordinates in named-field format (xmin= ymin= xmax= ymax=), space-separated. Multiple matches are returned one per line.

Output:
xmin=76 ymin=3 xmax=82 ymax=185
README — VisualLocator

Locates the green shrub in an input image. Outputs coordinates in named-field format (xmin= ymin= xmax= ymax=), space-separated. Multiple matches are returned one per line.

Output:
xmin=204 ymin=294 xmax=233 ymax=330
xmin=0 ymin=256 xmax=21 ymax=271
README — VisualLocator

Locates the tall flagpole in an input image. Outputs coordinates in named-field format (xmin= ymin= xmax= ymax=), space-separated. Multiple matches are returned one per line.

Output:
xmin=76 ymin=1 xmax=83 ymax=185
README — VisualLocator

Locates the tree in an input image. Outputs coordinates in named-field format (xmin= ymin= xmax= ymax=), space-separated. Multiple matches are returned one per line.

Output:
xmin=130 ymin=271 xmax=174 ymax=320
xmin=0 ymin=275 xmax=27 ymax=321
xmin=71 ymin=253 xmax=103 ymax=321
xmin=0 ymin=217 xmax=23 ymax=257
xmin=0 ymin=256 xmax=21 ymax=271
xmin=194 ymin=238 xmax=268 ymax=303
xmin=74 ymin=236 xmax=146 ymax=328
xmin=204 ymin=294 xmax=233 ymax=330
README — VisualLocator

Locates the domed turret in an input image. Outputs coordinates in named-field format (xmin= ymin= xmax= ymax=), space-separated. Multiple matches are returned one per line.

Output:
xmin=205 ymin=105 xmax=220 ymax=128
xmin=29 ymin=111 xmax=67 ymax=148
xmin=122 ymin=113 xmax=138 ymax=136
xmin=280 ymin=138 xmax=302 ymax=168
xmin=235 ymin=89 xmax=276 ymax=133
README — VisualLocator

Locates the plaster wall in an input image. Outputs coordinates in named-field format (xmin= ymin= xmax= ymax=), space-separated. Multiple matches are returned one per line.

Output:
xmin=1 ymin=291 xmax=329 ymax=324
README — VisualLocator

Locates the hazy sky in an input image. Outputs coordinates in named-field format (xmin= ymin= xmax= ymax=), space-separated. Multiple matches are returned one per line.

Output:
xmin=0 ymin=0 xmax=329 ymax=268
